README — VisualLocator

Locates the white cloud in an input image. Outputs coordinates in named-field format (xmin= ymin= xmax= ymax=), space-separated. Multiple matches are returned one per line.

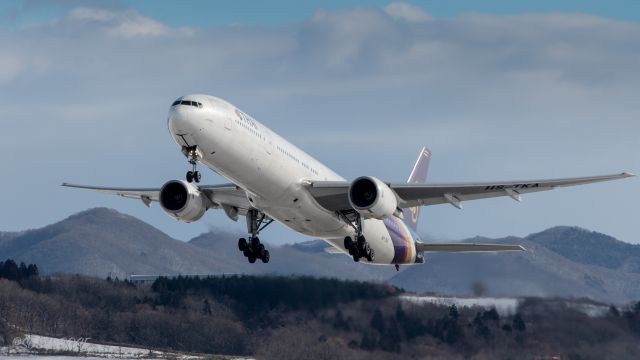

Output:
xmin=109 ymin=14 xmax=171 ymax=38
xmin=68 ymin=7 xmax=116 ymax=22
xmin=66 ymin=7 xmax=192 ymax=38
xmin=384 ymin=2 xmax=432 ymax=23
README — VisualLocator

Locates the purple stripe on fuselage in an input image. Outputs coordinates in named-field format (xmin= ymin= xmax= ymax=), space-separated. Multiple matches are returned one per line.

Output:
xmin=384 ymin=217 xmax=418 ymax=264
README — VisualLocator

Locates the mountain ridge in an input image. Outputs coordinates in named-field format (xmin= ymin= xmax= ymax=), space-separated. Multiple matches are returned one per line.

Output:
xmin=1 ymin=207 xmax=639 ymax=303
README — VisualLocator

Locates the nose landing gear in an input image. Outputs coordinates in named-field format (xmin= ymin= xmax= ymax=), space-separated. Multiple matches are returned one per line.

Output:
xmin=183 ymin=146 xmax=202 ymax=183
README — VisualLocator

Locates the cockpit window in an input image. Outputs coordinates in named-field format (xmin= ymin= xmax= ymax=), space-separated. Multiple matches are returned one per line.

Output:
xmin=171 ymin=99 xmax=203 ymax=108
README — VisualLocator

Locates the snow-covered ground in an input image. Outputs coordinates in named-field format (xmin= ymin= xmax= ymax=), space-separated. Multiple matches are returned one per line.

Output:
xmin=0 ymin=357 xmax=111 ymax=360
xmin=400 ymin=295 xmax=520 ymax=315
xmin=399 ymin=295 xmax=613 ymax=318
xmin=0 ymin=334 xmax=254 ymax=360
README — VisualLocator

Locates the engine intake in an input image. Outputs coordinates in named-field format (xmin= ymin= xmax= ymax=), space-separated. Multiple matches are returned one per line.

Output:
xmin=159 ymin=180 xmax=206 ymax=223
xmin=348 ymin=176 xmax=398 ymax=220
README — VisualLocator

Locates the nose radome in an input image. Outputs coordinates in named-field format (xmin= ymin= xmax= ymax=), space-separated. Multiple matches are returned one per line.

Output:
xmin=168 ymin=107 xmax=194 ymax=134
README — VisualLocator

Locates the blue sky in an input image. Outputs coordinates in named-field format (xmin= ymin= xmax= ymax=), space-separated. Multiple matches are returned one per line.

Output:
xmin=3 ymin=1 xmax=640 ymax=29
xmin=0 ymin=1 xmax=638 ymax=245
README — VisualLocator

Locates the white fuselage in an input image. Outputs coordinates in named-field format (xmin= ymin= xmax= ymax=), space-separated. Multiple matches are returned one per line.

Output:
xmin=167 ymin=95 xmax=417 ymax=265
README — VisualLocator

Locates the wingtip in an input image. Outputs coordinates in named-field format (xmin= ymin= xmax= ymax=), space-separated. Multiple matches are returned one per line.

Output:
xmin=622 ymin=171 xmax=636 ymax=177
xmin=518 ymin=245 xmax=526 ymax=251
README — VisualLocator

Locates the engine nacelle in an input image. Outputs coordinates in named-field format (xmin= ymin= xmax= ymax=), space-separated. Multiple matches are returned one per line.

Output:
xmin=348 ymin=176 xmax=398 ymax=220
xmin=159 ymin=180 xmax=206 ymax=223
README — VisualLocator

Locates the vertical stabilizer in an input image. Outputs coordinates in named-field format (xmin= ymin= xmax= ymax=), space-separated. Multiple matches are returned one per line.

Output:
xmin=401 ymin=147 xmax=431 ymax=232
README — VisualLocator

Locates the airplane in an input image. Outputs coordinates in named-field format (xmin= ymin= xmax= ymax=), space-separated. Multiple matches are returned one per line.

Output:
xmin=63 ymin=95 xmax=635 ymax=269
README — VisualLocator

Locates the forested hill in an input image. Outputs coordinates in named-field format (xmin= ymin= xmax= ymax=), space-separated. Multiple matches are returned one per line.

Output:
xmin=1 ymin=266 xmax=640 ymax=359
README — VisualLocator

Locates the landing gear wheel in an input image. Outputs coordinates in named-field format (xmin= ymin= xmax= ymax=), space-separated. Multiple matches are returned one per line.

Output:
xmin=344 ymin=236 xmax=353 ymax=251
xmin=366 ymin=248 xmax=375 ymax=262
xmin=261 ymin=250 xmax=270 ymax=263
xmin=357 ymin=235 xmax=367 ymax=253
xmin=251 ymin=237 xmax=261 ymax=252
xmin=193 ymin=171 xmax=201 ymax=183
xmin=258 ymin=243 xmax=266 ymax=258
xmin=353 ymin=255 xmax=360 ymax=262
xmin=248 ymin=255 xmax=256 ymax=264
xmin=186 ymin=171 xmax=194 ymax=183
xmin=238 ymin=238 xmax=248 ymax=252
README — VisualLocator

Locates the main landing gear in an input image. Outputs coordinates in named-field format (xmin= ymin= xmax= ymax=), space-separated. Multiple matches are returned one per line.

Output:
xmin=238 ymin=209 xmax=274 ymax=264
xmin=184 ymin=146 xmax=201 ymax=183
xmin=341 ymin=213 xmax=375 ymax=263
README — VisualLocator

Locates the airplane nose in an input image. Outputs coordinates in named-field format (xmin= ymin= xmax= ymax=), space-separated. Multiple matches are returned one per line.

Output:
xmin=167 ymin=107 xmax=191 ymax=135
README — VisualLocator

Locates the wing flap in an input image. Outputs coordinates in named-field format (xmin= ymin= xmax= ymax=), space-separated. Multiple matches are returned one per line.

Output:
xmin=417 ymin=243 xmax=525 ymax=252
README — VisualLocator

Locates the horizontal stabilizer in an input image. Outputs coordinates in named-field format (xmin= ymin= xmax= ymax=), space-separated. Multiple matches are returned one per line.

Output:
xmin=416 ymin=243 xmax=525 ymax=252
xmin=324 ymin=246 xmax=344 ymax=254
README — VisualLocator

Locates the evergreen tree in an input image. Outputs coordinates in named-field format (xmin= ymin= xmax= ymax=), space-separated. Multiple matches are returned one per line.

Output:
xmin=0 ymin=259 xmax=19 ymax=281
xmin=26 ymin=263 xmax=38 ymax=277
xmin=513 ymin=313 xmax=526 ymax=332
xmin=371 ymin=309 xmax=386 ymax=334
xmin=449 ymin=304 xmax=459 ymax=320
xmin=608 ymin=305 xmax=620 ymax=317
xmin=482 ymin=308 xmax=500 ymax=322
xmin=202 ymin=299 xmax=213 ymax=315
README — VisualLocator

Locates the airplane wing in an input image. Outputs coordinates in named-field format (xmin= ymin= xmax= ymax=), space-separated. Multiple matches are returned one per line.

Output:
xmin=306 ymin=172 xmax=634 ymax=211
xmin=416 ymin=243 xmax=525 ymax=252
xmin=61 ymin=182 xmax=252 ymax=215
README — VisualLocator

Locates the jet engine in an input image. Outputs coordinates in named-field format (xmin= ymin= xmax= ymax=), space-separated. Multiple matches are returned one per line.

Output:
xmin=159 ymin=180 xmax=207 ymax=223
xmin=348 ymin=176 xmax=398 ymax=220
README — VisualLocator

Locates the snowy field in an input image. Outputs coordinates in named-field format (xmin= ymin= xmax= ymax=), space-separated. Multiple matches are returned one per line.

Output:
xmin=0 ymin=357 xmax=112 ymax=360
xmin=400 ymin=295 xmax=520 ymax=315
xmin=399 ymin=295 xmax=613 ymax=318
xmin=0 ymin=334 xmax=254 ymax=360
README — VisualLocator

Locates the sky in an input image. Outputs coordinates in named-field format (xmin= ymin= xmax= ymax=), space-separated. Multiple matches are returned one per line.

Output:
xmin=0 ymin=1 xmax=638 ymax=245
